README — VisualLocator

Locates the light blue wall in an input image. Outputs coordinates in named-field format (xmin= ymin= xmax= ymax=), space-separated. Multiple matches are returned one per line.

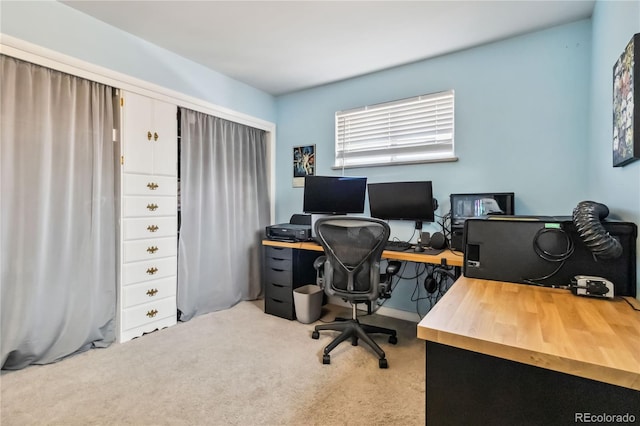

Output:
xmin=589 ymin=0 xmax=640 ymax=297
xmin=4 ymin=0 xmax=636 ymax=311
xmin=276 ymin=20 xmax=593 ymax=313
xmin=0 ymin=1 xmax=276 ymax=122
xmin=276 ymin=21 xmax=592 ymax=224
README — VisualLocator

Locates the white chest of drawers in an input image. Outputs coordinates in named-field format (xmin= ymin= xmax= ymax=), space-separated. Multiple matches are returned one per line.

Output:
xmin=118 ymin=91 xmax=178 ymax=342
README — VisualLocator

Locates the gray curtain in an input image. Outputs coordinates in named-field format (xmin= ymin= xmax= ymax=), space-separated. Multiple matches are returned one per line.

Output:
xmin=1 ymin=55 xmax=116 ymax=369
xmin=178 ymin=108 xmax=270 ymax=321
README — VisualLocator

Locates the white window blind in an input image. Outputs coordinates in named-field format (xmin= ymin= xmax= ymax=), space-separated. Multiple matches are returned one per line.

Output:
xmin=335 ymin=90 xmax=455 ymax=168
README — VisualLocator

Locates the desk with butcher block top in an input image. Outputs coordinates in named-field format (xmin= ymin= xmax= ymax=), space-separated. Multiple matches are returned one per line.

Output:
xmin=263 ymin=239 xmax=463 ymax=266
xmin=261 ymin=239 xmax=462 ymax=320
xmin=417 ymin=276 xmax=640 ymax=425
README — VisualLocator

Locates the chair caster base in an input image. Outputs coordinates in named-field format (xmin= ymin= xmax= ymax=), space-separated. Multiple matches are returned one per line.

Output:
xmin=379 ymin=358 xmax=388 ymax=369
xmin=323 ymin=354 xmax=331 ymax=365
xmin=388 ymin=335 xmax=398 ymax=345
xmin=311 ymin=331 xmax=319 ymax=339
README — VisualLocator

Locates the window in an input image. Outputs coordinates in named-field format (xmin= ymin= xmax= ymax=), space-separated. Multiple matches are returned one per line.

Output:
xmin=335 ymin=90 xmax=455 ymax=168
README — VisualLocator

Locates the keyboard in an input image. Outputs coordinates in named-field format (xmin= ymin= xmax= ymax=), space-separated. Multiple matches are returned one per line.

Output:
xmin=384 ymin=240 xmax=412 ymax=251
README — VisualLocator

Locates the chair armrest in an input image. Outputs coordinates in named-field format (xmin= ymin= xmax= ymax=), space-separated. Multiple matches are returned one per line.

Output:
xmin=313 ymin=256 xmax=326 ymax=270
xmin=314 ymin=255 xmax=326 ymax=289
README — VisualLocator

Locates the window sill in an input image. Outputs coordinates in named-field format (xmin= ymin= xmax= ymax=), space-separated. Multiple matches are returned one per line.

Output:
xmin=332 ymin=156 xmax=458 ymax=170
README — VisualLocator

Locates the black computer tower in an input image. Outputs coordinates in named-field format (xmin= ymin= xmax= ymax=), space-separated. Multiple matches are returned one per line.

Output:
xmin=463 ymin=217 xmax=637 ymax=297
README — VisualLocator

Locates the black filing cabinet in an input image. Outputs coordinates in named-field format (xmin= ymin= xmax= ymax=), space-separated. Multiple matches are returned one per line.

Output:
xmin=263 ymin=246 xmax=321 ymax=320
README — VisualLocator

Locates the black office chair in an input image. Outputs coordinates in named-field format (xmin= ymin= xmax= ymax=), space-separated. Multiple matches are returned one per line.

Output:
xmin=311 ymin=216 xmax=401 ymax=368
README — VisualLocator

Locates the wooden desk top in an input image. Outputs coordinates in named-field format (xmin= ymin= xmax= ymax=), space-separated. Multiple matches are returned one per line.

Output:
xmin=262 ymin=239 xmax=464 ymax=267
xmin=417 ymin=276 xmax=640 ymax=390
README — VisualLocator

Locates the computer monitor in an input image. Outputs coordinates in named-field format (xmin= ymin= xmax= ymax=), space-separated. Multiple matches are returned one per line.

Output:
xmin=450 ymin=192 xmax=515 ymax=227
xmin=303 ymin=175 xmax=367 ymax=214
xmin=367 ymin=181 xmax=435 ymax=226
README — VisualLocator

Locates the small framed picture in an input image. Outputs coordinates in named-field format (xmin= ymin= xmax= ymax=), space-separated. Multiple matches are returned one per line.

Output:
xmin=293 ymin=145 xmax=315 ymax=187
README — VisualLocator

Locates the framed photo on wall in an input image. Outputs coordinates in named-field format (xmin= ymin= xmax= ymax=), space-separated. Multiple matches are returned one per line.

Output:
xmin=613 ymin=33 xmax=640 ymax=167
xmin=292 ymin=145 xmax=315 ymax=187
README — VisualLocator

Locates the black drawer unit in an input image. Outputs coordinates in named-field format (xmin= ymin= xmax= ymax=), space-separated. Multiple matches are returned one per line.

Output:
xmin=263 ymin=245 xmax=321 ymax=320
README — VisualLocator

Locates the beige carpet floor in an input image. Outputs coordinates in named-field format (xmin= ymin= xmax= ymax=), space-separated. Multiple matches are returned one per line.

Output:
xmin=1 ymin=301 xmax=425 ymax=426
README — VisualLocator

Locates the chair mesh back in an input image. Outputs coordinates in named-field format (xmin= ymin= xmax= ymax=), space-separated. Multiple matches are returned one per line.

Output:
xmin=315 ymin=217 xmax=390 ymax=299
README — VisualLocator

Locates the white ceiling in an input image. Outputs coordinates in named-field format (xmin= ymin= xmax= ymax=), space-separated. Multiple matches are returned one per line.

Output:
xmin=60 ymin=0 xmax=595 ymax=96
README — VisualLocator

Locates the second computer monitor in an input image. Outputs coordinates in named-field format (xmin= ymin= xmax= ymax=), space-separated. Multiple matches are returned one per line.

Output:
xmin=367 ymin=181 xmax=435 ymax=225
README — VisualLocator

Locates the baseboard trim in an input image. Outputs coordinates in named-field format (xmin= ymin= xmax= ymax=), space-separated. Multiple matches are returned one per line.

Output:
xmin=327 ymin=296 xmax=421 ymax=323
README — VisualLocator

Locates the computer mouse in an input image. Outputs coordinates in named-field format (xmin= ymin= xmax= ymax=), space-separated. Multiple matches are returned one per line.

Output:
xmin=414 ymin=245 xmax=424 ymax=253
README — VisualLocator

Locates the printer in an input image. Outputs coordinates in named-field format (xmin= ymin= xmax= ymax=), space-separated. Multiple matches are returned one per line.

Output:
xmin=265 ymin=214 xmax=312 ymax=242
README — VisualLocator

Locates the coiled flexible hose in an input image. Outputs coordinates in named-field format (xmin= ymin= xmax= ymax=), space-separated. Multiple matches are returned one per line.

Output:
xmin=572 ymin=201 xmax=623 ymax=260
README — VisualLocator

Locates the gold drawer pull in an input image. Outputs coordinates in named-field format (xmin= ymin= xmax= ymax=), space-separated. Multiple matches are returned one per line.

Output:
xmin=146 ymin=182 xmax=159 ymax=190
xmin=147 ymin=225 xmax=159 ymax=232
xmin=146 ymin=267 xmax=158 ymax=275
xmin=147 ymin=246 xmax=158 ymax=254
xmin=147 ymin=131 xmax=152 ymax=141
xmin=146 ymin=288 xmax=158 ymax=297
xmin=146 ymin=309 xmax=158 ymax=318
xmin=154 ymin=132 xmax=159 ymax=141
xmin=146 ymin=203 xmax=159 ymax=211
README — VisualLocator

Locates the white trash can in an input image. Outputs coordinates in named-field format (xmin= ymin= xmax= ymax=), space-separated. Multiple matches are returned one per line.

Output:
xmin=293 ymin=285 xmax=323 ymax=324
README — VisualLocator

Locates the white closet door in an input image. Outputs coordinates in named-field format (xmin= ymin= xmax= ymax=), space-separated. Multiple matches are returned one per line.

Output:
xmin=121 ymin=93 xmax=177 ymax=176
xmin=152 ymin=100 xmax=178 ymax=177
xmin=122 ymin=93 xmax=154 ymax=174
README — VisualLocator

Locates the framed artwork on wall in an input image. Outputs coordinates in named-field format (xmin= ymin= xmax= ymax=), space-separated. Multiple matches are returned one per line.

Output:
xmin=613 ymin=33 xmax=640 ymax=167
xmin=292 ymin=144 xmax=315 ymax=187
